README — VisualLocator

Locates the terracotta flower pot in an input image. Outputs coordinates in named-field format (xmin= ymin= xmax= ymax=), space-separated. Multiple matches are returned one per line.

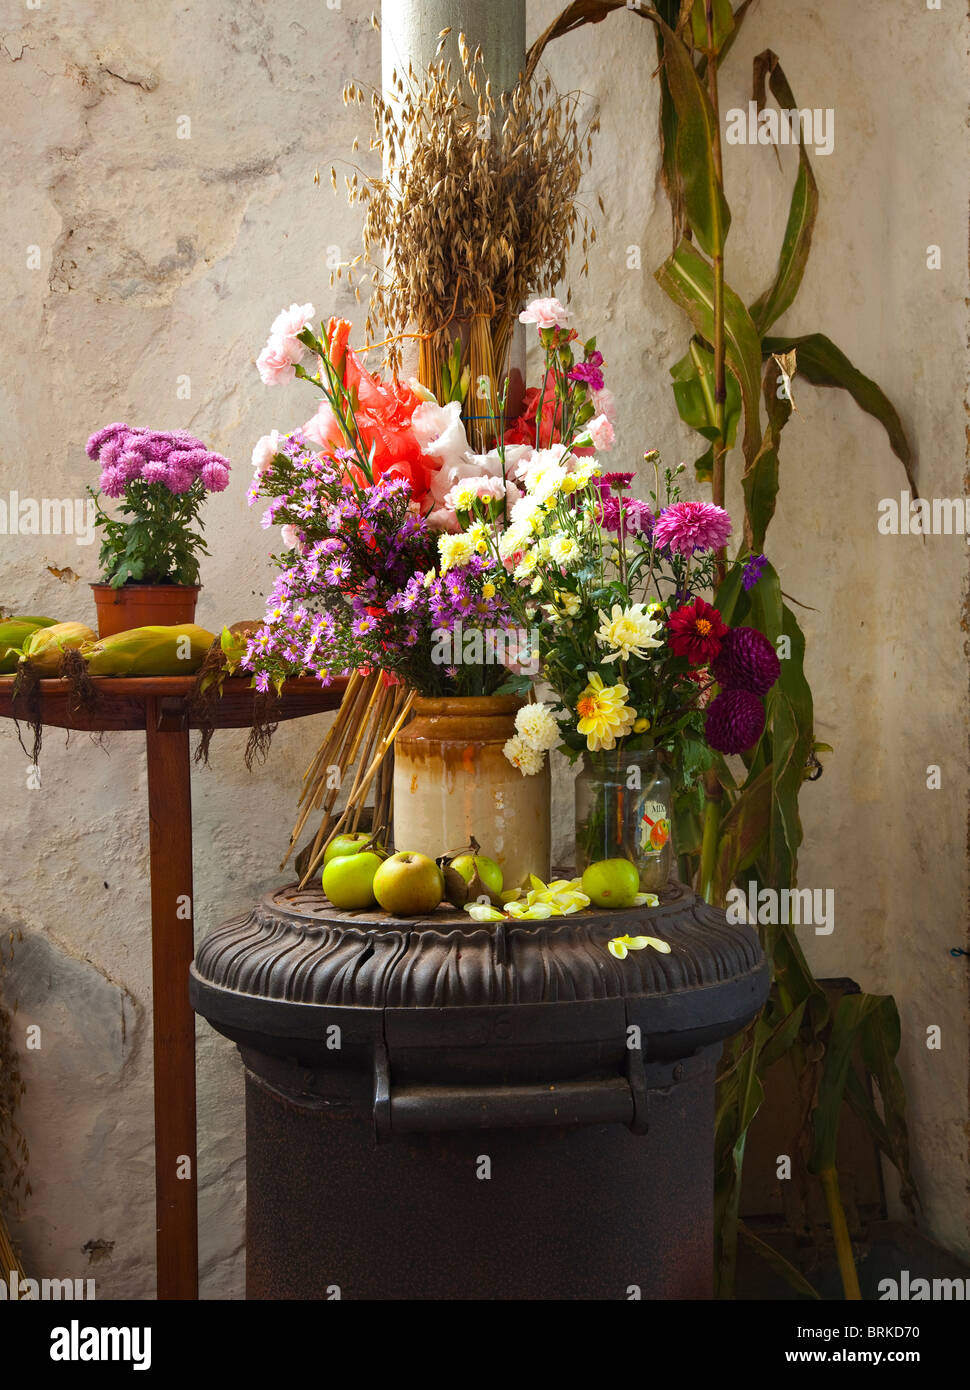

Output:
xmin=91 ymin=583 xmax=201 ymax=638
xmin=392 ymin=694 xmax=551 ymax=892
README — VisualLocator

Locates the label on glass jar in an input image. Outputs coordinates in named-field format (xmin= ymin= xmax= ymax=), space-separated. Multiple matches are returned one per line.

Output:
xmin=640 ymin=800 xmax=670 ymax=853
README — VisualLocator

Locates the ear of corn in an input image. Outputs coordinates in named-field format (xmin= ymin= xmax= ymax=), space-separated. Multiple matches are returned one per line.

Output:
xmin=80 ymin=624 xmax=216 ymax=677
xmin=19 ymin=622 xmax=96 ymax=675
xmin=0 ymin=647 xmax=21 ymax=675
xmin=0 ymin=617 xmax=57 ymax=650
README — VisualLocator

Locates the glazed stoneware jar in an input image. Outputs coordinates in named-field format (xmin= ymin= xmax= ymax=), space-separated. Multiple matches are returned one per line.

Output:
xmin=392 ymin=695 xmax=551 ymax=891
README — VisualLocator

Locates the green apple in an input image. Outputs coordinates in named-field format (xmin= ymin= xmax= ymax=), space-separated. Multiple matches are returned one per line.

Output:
xmin=322 ymin=851 xmax=383 ymax=910
xmin=373 ymin=851 xmax=444 ymax=917
xmin=581 ymin=858 xmax=640 ymax=910
xmin=450 ymin=853 xmax=503 ymax=897
xmin=323 ymin=833 xmax=384 ymax=866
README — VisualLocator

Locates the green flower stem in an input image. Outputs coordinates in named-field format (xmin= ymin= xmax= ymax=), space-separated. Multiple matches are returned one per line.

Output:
xmin=698 ymin=773 xmax=722 ymax=903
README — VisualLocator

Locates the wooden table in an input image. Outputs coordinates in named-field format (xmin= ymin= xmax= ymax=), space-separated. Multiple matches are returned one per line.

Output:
xmin=0 ymin=674 xmax=345 ymax=1300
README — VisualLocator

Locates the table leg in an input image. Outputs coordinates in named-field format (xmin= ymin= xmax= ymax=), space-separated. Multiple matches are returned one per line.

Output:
xmin=145 ymin=698 xmax=198 ymax=1300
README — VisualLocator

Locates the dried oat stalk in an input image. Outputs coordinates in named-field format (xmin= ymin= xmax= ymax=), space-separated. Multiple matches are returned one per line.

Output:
xmin=335 ymin=37 xmax=597 ymax=443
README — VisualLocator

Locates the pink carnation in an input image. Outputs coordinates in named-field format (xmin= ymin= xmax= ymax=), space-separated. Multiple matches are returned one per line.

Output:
xmin=257 ymin=302 xmax=314 ymax=385
xmin=519 ymin=297 xmax=570 ymax=330
xmin=592 ymin=388 xmax=617 ymax=428
xmin=257 ymin=340 xmax=298 ymax=386
xmin=653 ymin=500 xmax=732 ymax=557
xmin=270 ymin=302 xmax=315 ymax=345
xmin=588 ymin=414 xmax=615 ymax=451
xmin=251 ymin=431 xmax=281 ymax=476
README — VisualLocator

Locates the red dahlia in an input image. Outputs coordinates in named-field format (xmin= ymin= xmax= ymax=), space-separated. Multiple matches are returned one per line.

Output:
xmin=668 ymin=598 xmax=728 ymax=665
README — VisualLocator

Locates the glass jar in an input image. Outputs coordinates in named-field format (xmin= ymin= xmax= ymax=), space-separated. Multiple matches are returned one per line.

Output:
xmin=574 ymin=746 xmax=673 ymax=893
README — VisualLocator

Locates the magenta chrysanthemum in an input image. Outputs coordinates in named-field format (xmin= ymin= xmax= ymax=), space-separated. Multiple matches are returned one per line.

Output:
xmin=200 ymin=459 xmax=231 ymax=492
xmin=712 ymin=626 xmax=780 ymax=696
xmin=653 ymin=500 xmax=732 ymax=557
xmin=705 ymin=688 xmax=765 ymax=754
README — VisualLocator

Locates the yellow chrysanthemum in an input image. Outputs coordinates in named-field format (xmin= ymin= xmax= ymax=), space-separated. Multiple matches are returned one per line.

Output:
xmin=575 ymin=672 xmax=637 ymax=751
xmin=595 ymin=603 xmax=663 ymax=663
xmin=438 ymin=533 xmax=474 ymax=575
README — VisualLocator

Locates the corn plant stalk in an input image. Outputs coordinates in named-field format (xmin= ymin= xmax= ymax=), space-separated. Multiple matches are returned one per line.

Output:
xmin=530 ymin=0 xmax=917 ymax=1300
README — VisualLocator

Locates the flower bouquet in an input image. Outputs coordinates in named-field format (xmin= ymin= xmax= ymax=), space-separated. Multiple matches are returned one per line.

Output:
xmin=439 ymin=303 xmax=781 ymax=890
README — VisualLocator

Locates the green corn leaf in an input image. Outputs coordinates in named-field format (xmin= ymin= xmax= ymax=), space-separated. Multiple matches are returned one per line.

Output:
xmin=857 ymin=997 xmax=919 ymax=1214
xmin=690 ymin=0 xmax=735 ymax=52
xmin=742 ymin=350 xmax=796 ymax=551
xmin=657 ymin=238 xmax=763 ymax=461
xmin=756 ymin=997 xmax=808 ymax=1071
xmin=712 ymin=764 xmax=773 ymax=903
xmin=810 ymin=993 xmax=894 ymax=1174
xmin=748 ymin=52 xmax=820 ymax=336
xmin=762 ymin=331 xmax=916 ymax=493
xmin=747 ymin=566 xmax=814 ymax=890
xmin=670 ymin=340 xmax=742 ymax=449
xmin=651 ymin=14 xmax=731 ymax=260
xmin=738 ymin=1222 xmax=821 ymax=1300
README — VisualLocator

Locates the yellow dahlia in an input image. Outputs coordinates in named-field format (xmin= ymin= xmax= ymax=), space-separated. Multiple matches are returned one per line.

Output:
xmin=575 ymin=672 xmax=637 ymax=751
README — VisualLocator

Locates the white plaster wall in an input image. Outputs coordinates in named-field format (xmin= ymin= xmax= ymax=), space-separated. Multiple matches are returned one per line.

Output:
xmin=0 ymin=0 xmax=965 ymax=1298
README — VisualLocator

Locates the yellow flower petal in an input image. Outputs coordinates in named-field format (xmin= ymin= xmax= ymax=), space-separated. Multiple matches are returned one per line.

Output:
xmin=465 ymin=903 xmax=505 ymax=922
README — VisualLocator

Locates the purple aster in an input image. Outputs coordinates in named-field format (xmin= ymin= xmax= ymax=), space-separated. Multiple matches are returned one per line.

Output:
xmin=653 ymin=501 xmax=732 ymax=557
xmin=742 ymin=553 xmax=767 ymax=591
xmin=712 ymin=626 xmax=780 ymax=697
xmin=705 ymin=688 xmax=766 ymax=754
xmin=323 ymin=561 xmax=351 ymax=586
xmin=254 ymin=670 xmax=270 ymax=693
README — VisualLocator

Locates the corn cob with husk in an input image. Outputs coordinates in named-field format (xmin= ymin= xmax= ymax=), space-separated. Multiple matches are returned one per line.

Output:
xmin=80 ymin=624 xmax=215 ymax=677
xmin=18 ymin=622 xmax=96 ymax=676
xmin=0 ymin=617 xmax=58 ymax=673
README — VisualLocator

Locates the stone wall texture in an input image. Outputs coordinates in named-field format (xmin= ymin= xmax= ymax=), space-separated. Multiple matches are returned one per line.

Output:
xmin=0 ymin=0 xmax=966 ymax=1297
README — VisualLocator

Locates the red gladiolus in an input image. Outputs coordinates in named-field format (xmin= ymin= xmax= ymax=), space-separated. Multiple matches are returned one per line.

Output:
xmin=304 ymin=320 xmax=438 ymax=506
xmin=668 ymin=598 xmax=729 ymax=665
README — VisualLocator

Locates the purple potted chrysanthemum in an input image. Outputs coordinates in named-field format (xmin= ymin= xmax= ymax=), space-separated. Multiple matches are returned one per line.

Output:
xmin=86 ymin=423 xmax=231 ymax=636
